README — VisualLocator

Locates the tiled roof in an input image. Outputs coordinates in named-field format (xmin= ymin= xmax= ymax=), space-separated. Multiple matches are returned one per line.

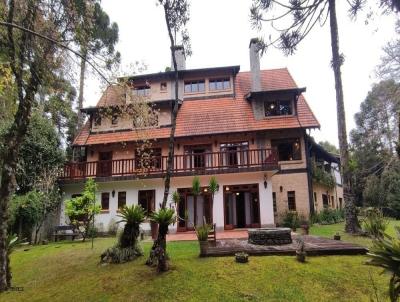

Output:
xmin=73 ymin=68 xmax=320 ymax=146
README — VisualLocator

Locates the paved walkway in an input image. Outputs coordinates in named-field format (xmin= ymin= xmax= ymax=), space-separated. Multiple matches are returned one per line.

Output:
xmin=167 ymin=229 xmax=248 ymax=241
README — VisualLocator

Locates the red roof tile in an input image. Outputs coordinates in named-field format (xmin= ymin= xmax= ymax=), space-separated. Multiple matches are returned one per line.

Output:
xmin=73 ymin=68 xmax=320 ymax=146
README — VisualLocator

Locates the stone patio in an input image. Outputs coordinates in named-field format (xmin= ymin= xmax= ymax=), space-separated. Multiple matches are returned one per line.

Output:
xmin=203 ymin=235 xmax=368 ymax=257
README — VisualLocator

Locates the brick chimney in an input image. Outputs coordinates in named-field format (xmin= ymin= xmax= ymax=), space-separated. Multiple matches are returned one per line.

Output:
xmin=171 ymin=45 xmax=186 ymax=71
xmin=249 ymin=38 xmax=262 ymax=92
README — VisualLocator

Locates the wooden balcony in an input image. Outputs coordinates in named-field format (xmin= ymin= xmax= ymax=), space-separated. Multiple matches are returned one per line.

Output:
xmin=59 ymin=148 xmax=279 ymax=182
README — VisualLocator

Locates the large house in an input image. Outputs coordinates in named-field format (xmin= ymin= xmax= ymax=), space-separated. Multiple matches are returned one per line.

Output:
xmin=59 ymin=39 xmax=343 ymax=232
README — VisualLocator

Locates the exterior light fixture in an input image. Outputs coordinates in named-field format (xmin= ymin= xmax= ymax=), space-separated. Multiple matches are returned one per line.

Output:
xmin=216 ymin=184 xmax=220 ymax=192
xmin=236 ymin=192 xmax=240 ymax=196
xmin=112 ymin=190 xmax=115 ymax=198
xmin=226 ymin=186 xmax=230 ymax=191
xmin=280 ymin=186 xmax=283 ymax=192
xmin=204 ymin=188 xmax=208 ymax=192
xmin=264 ymin=180 xmax=268 ymax=189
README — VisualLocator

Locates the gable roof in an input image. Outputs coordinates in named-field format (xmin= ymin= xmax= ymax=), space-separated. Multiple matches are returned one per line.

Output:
xmin=73 ymin=68 xmax=320 ymax=146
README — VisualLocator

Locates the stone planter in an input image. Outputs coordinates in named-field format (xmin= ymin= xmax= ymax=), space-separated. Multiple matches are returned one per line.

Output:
xmin=199 ymin=240 xmax=209 ymax=256
xmin=235 ymin=252 xmax=249 ymax=263
xmin=296 ymin=251 xmax=306 ymax=263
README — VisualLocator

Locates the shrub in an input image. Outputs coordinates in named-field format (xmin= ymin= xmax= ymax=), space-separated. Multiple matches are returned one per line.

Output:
xmin=362 ymin=208 xmax=388 ymax=238
xmin=367 ymin=227 xmax=400 ymax=301
xmin=281 ymin=211 xmax=300 ymax=230
xmin=100 ymin=205 xmax=146 ymax=264
xmin=195 ymin=224 xmax=211 ymax=241
xmin=312 ymin=208 xmax=345 ymax=225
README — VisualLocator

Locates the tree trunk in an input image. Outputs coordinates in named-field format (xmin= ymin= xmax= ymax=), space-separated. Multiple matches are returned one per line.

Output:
xmin=77 ymin=48 xmax=87 ymax=129
xmin=146 ymin=3 xmax=180 ymax=270
xmin=328 ymin=0 xmax=360 ymax=233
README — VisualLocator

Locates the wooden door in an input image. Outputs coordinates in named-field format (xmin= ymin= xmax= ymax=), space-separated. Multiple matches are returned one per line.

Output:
xmin=98 ymin=151 xmax=112 ymax=177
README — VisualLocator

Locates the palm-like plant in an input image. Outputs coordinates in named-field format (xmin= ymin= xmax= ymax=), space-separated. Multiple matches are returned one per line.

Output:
xmin=367 ymin=227 xmax=400 ymax=302
xmin=117 ymin=205 xmax=146 ymax=248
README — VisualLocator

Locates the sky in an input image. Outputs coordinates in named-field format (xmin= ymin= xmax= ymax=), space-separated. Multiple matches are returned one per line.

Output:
xmin=84 ymin=0 xmax=397 ymax=147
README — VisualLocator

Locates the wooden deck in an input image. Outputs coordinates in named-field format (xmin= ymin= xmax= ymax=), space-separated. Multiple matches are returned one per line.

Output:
xmin=204 ymin=235 xmax=368 ymax=257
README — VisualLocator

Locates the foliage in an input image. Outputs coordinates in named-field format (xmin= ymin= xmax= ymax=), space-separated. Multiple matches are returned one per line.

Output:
xmin=192 ymin=176 xmax=201 ymax=196
xmin=208 ymin=176 xmax=219 ymax=195
xmin=9 ymin=191 xmax=43 ymax=240
xmin=65 ymin=178 xmax=100 ymax=242
xmin=318 ymin=141 xmax=339 ymax=154
xmin=100 ymin=246 xmax=142 ymax=264
xmin=150 ymin=208 xmax=176 ymax=227
xmin=362 ymin=208 xmax=389 ymax=239
xmin=16 ymin=111 xmax=64 ymax=194
xmin=172 ymin=190 xmax=180 ymax=205
xmin=295 ymin=236 xmax=306 ymax=262
xmin=195 ymin=224 xmax=211 ymax=242
xmin=281 ymin=211 xmax=300 ymax=230
xmin=117 ymin=205 xmax=145 ymax=248
xmin=312 ymin=163 xmax=335 ymax=189
xmin=311 ymin=209 xmax=344 ymax=225
xmin=367 ymin=227 xmax=400 ymax=302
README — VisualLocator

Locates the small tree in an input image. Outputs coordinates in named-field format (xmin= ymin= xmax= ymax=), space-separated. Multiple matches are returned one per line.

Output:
xmin=65 ymin=178 xmax=100 ymax=242
xmin=101 ymin=205 xmax=146 ymax=264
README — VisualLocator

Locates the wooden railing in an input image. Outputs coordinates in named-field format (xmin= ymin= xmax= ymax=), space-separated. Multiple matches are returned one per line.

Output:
xmin=59 ymin=148 xmax=279 ymax=180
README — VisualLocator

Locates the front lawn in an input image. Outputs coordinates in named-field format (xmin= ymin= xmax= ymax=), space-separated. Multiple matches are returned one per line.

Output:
xmin=1 ymin=227 xmax=394 ymax=302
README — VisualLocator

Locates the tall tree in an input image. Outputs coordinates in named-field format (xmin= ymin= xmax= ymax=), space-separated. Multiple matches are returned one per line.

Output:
xmin=249 ymin=0 xmax=395 ymax=233
xmin=146 ymin=0 xmax=191 ymax=270
xmin=0 ymin=0 xmax=94 ymax=291
xmin=74 ymin=1 xmax=120 ymax=129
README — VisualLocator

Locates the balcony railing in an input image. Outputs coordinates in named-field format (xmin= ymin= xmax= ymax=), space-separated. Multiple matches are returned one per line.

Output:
xmin=59 ymin=148 xmax=279 ymax=180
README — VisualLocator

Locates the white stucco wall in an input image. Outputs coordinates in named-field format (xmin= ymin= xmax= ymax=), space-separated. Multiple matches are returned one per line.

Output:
xmin=60 ymin=171 xmax=274 ymax=233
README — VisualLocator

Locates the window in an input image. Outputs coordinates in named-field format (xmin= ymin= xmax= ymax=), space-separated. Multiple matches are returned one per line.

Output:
xmin=265 ymin=100 xmax=293 ymax=116
xmin=184 ymin=145 xmax=212 ymax=169
xmin=138 ymin=190 xmax=155 ymax=216
xmin=339 ymin=198 xmax=343 ymax=209
xmin=94 ymin=113 xmax=101 ymax=126
xmin=272 ymin=192 xmax=277 ymax=213
xmin=135 ymin=148 xmax=162 ymax=169
xmin=287 ymin=191 xmax=296 ymax=211
xmin=184 ymin=80 xmax=205 ymax=93
xmin=331 ymin=195 xmax=334 ymax=207
xmin=111 ymin=114 xmax=118 ymax=125
xmin=313 ymin=192 xmax=317 ymax=207
xmin=271 ymin=138 xmax=301 ymax=161
xmin=322 ymin=194 xmax=329 ymax=208
xmin=118 ymin=191 xmax=126 ymax=209
xmin=71 ymin=194 xmax=82 ymax=199
xmin=101 ymin=192 xmax=110 ymax=211
xmin=160 ymin=82 xmax=167 ymax=91
xmin=135 ymin=85 xmax=150 ymax=96
xmin=209 ymin=78 xmax=230 ymax=91
xmin=220 ymin=142 xmax=249 ymax=166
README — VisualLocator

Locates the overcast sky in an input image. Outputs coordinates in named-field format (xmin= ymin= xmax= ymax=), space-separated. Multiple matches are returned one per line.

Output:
xmin=84 ymin=0 xmax=397 ymax=147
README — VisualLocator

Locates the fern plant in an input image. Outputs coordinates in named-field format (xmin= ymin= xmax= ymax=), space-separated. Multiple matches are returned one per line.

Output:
xmin=195 ymin=224 xmax=211 ymax=241
xmin=367 ymin=227 xmax=400 ymax=301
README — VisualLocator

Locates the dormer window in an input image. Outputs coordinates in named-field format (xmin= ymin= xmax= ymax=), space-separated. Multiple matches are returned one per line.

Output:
xmin=264 ymin=100 xmax=293 ymax=117
xmin=94 ymin=113 xmax=101 ymax=126
xmin=135 ymin=85 xmax=150 ymax=96
xmin=184 ymin=80 xmax=205 ymax=93
xmin=111 ymin=114 xmax=118 ymax=125
xmin=209 ymin=78 xmax=230 ymax=91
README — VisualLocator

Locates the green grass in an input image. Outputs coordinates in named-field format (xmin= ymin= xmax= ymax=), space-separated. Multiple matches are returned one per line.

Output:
xmin=1 ymin=223 xmax=398 ymax=302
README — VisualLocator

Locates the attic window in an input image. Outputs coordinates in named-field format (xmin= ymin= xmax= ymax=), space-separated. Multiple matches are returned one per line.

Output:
xmin=135 ymin=85 xmax=150 ymax=96
xmin=160 ymin=82 xmax=167 ymax=91
xmin=264 ymin=100 xmax=293 ymax=117
xmin=184 ymin=80 xmax=205 ymax=93
xmin=94 ymin=113 xmax=101 ymax=126
xmin=209 ymin=78 xmax=230 ymax=91
xmin=111 ymin=114 xmax=118 ymax=125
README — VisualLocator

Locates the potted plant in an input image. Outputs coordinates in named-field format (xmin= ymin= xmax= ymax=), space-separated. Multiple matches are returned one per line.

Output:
xmin=195 ymin=224 xmax=210 ymax=256
xmin=235 ymin=251 xmax=249 ymax=263
xmin=296 ymin=236 xmax=306 ymax=263
xmin=334 ymin=232 xmax=341 ymax=240
xmin=301 ymin=220 xmax=310 ymax=235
